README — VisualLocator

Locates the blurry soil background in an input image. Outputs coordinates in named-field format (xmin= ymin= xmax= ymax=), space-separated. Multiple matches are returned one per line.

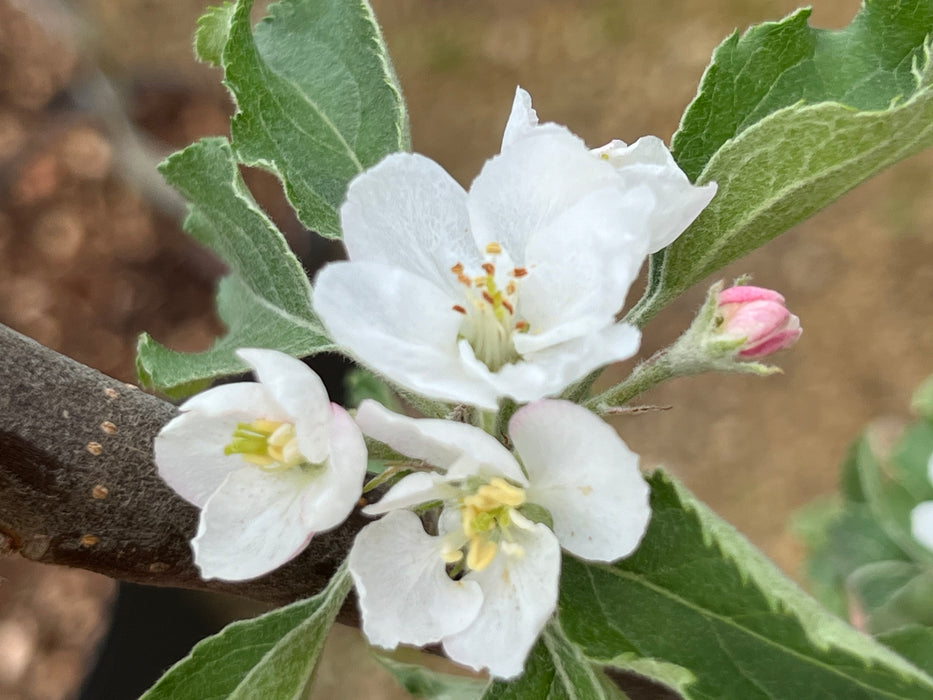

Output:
xmin=0 ymin=0 xmax=931 ymax=698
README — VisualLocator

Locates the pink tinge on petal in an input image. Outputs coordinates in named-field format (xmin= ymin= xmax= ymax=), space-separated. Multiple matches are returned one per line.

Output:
xmin=718 ymin=285 xmax=785 ymax=305
xmin=738 ymin=325 xmax=803 ymax=359
xmin=716 ymin=285 xmax=801 ymax=359
xmin=723 ymin=300 xmax=791 ymax=337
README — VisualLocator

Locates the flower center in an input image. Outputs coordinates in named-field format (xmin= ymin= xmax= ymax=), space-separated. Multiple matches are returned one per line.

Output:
xmin=450 ymin=242 xmax=529 ymax=372
xmin=441 ymin=477 xmax=527 ymax=572
xmin=224 ymin=419 xmax=306 ymax=472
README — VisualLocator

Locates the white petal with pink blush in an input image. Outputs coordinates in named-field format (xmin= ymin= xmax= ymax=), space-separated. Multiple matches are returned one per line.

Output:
xmin=154 ymin=348 xmax=367 ymax=581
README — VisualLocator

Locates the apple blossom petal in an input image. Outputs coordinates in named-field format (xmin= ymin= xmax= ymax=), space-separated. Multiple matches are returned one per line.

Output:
xmin=460 ymin=322 xmax=641 ymax=404
xmin=912 ymin=501 xmax=933 ymax=552
xmin=154 ymin=383 xmax=281 ymax=507
xmin=511 ymin=400 xmax=650 ymax=562
xmin=177 ymin=381 xmax=287 ymax=421
xmin=468 ymin=127 xmax=621 ymax=263
xmin=341 ymin=153 xmax=479 ymax=296
xmin=516 ymin=185 xmax=654 ymax=352
xmin=236 ymin=348 xmax=331 ymax=464
xmin=192 ymin=466 xmax=318 ymax=581
xmin=349 ymin=510 xmax=483 ymax=649
xmin=501 ymin=87 xmax=586 ymax=150
xmin=356 ymin=400 xmax=524 ymax=483
xmin=296 ymin=404 xmax=367 ymax=532
xmin=315 ymin=260 xmax=500 ymax=408
xmin=500 ymin=86 xmax=538 ymax=149
xmin=598 ymin=136 xmax=717 ymax=254
xmin=362 ymin=471 xmax=449 ymax=516
xmin=442 ymin=523 xmax=561 ymax=679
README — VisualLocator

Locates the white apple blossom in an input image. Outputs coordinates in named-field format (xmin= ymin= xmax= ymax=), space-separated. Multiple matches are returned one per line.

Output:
xmin=348 ymin=398 xmax=651 ymax=679
xmin=910 ymin=451 xmax=933 ymax=552
xmin=314 ymin=87 xmax=716 ymax=409
xmin=154 ymin=348 xmax=367 ymax=581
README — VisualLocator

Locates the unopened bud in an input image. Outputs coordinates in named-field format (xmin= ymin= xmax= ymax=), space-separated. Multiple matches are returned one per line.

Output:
xmin=716 ymin=285 xmax=801 ymax=359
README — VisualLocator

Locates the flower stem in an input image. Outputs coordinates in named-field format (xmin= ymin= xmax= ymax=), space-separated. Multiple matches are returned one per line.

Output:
xmin=585 ymin=349 xmax=682 ymax=412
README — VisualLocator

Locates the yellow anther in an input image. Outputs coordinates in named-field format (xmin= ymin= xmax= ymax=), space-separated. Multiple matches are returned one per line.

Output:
xmin=463 ymin=492 xmax=497 ymax=511
xmin=242 ymin=454 xmax=276 ymax=467
xmin=461 ymin=504 xmax=478 ymax=536
xmin=466 ymin=536 xmax=498 ymax=571
xmin=600 ymin=152 xmax=610 ymax=160
xmin=480 ymin=478 xmax=526 ymax=507
xmin=268 ymin=423 xmax=294 ymax=447
xmin=250 ymin=419 xmax=282 ymax=435
xmin=283 ymin=440 xmax=303 ymax=465
xmin=485 ymin=242 xmax=502 ymax=255
xmin=226 ymin=418 xmax=305 ymax=470
xmin=441 ymin=548 xmax=464 ymax=564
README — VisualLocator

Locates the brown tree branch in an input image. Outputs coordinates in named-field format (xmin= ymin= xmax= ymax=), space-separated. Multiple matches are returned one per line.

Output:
xmin=0 ymin=324 xmax=364 ymax=616
xmin=0 ymin=324 xmax=680 ymax=698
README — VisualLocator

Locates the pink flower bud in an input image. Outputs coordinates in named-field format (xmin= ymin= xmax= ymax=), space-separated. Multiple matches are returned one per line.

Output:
xmin=717 ymin=285 xmax=801 ymax=359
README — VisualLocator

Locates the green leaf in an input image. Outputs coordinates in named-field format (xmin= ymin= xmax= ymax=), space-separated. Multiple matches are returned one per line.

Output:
xmin=221 ymin=0 xmax=409 ymax=237
xmin=891 ymin=421 xmax=933 ymax=498
xmin=482 ymin=620 xmax=614 ymax=700
xmin=850 ymin=431 xmax=933 ymax=565
xmin=877 ymin=626 xmax=933 ymax=672
xmin=630 ymin=1 xmax=933 ymax=324
xmin=377 ymin=658 xmax=484 ymax=700
xmin=195 ymin=2 xmax=235 ymax=66
xmin=673 ymin=5 xmax=933 ymax=181
xmin=141 ymin=565 xmax=352 ymax=700
xmin=344 ymin=368 xmax=403 ymax=412
xmin=136 ymin=138 xmax=335 ymax=394
xmin=789 ymin=497 xmax=849 ymax=619
xmin=138 ymin=276 xmax=336 ymax=394
xmin=560 ymin=471 xmax=933 ymax=699
xmin=847 ymin=561 xmax=933 ymax=634
xmin=603 ymin=655 xmax=693 ymax=699
xmin=825 ymin=506 xmax=910 ymax=583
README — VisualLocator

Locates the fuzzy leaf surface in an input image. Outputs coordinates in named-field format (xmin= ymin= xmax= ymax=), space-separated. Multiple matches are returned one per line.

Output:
xmin=560 ymin=471 xmax=933 ymax=699
xmin=632 ymin=1 xmax=933 ymax=323
xmin=140 ymin=566 xmax=351 ymax=700
xmin=378 ymin=658 xmax=484 ymax=700
xmin=136 ymin=138 xmax=334 ymax=394
xmin=222 ymin=0 xmax=408 ymax=237
xmin=481 ymin=621 xmax=615 ymax=700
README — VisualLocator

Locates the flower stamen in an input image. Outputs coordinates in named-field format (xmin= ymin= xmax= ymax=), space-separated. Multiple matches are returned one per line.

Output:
xmin=224 ymin=419 xmax=307 ymax=472
xmin=449 ymin=242 xmax=529 ymax=372
xmin=449 ymin=477 xmax=527 ymax=573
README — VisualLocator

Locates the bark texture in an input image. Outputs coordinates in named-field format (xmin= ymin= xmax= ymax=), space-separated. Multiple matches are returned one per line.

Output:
xmin=0 ymin=324 xmax=363 ymax=613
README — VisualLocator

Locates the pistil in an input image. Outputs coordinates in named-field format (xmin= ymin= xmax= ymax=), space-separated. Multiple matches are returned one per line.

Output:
xmin=449 ymin=242 xmax=530 ymax=372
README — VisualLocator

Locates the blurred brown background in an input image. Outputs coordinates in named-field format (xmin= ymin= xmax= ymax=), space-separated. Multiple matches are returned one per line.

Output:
xmin=1 ymin=0 xmax=931 ymax=697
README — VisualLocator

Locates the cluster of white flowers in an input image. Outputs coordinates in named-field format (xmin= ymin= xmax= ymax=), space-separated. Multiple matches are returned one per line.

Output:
xmin=154 ymin=88 xmax=715 ymax=679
